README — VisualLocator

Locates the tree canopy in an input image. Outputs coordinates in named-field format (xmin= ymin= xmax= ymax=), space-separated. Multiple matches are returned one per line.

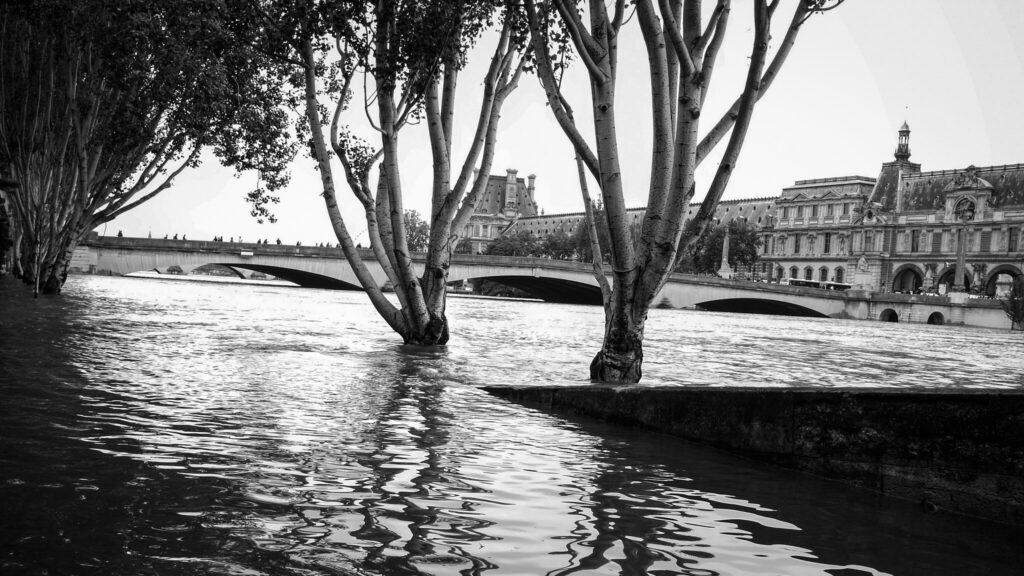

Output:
xmin=678 ymin=219 xmax=762 ymax=274
xmin=484 ymin=229 xmax=538 ymax=257
xmin=403 ymin=210 xmax=430 ymax=252
xmin=0 ymin=0 xmax=294 ymax=293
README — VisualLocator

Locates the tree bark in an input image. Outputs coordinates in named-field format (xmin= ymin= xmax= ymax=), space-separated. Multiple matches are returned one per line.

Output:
xmin=528 ymin=0 xmax=819 ymax=383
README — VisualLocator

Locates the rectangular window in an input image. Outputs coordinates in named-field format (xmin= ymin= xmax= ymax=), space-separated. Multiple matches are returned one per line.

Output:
xmin=811 ymin=205 xmax=819 ymax=218
xmin=1010 ymin=227 xmax=1020 ymax=252
xmin=793 ymin=234 xmax=801 ymax=254
xmin=824 ymin=233 xmax=832 ymax=254
xmin=826 ymin=204 xmax=834 ymax=217
xmin=864 ymin=232 xmax=874 ymax=252
xmin=910 ymin=230 xmax=920 ymax=252
xmin=796 ymin=206 xmax=804 ymax=219
xmin=842 ymin=203 xmax=850 ymax=216
xmin=783 ymin=206 xmax=790 ymax=219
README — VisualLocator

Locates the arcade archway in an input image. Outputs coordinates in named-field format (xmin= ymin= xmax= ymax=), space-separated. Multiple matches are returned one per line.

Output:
xmin=983 ymin=265 xmax=1022 ymax=297
xmin=892 ymin=266 xmax=923 ymax=293
xmin=937 ymin=268 xmax=971 ymax=293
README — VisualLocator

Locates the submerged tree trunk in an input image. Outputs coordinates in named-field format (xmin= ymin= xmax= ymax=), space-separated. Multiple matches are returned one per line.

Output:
xmin=590 ymin=300 xmax=646 ymax=382
xmin=526 ymin=0 xmax=829 ymax=383
xmin=311 ymin=7 xmax=525 ymax=348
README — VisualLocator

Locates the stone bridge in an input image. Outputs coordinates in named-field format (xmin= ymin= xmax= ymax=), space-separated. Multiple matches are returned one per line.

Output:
xmin=70 ymin=237 xmax=1013 ymax=328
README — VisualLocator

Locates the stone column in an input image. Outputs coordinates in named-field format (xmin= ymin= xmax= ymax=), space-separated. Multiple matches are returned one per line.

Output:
xmin=953 ymin=225 xmax=967 ymax=292
xmin=718 ymin=228 xmax=734 ymax=279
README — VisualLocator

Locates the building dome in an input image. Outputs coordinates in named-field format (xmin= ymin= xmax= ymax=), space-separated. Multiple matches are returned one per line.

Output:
xmin=900 ymin=120 xmax=910 ymax=132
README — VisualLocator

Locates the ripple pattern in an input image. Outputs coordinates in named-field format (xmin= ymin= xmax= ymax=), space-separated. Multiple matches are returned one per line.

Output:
xmin=1 ymin=275 xmax=1022 ymax=575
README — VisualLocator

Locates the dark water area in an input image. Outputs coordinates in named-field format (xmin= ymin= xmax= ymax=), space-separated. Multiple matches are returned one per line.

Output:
xmin=1 ymin=275 xmax=1022 ymax=575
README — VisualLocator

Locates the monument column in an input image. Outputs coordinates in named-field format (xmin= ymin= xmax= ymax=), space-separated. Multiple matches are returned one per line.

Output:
xmin=953 ymin=226 xmax=967 ymax=292
xmin=718 ymin=228 xmax=734 ymax=279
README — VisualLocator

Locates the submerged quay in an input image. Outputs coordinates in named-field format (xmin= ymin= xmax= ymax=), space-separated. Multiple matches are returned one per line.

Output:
xmin=484 ymin=385 xmax=1024 ymax=525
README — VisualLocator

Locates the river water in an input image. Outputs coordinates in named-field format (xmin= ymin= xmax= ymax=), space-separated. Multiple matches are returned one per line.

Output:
xmin=1 ymin=275 xmax=1022 ymax=576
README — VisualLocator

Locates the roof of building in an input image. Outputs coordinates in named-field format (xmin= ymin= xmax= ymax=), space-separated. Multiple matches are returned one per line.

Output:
xmin=516 ymin=196 xmax=778 ymax=222
xmin=900 ymin=163 xmax=1024 ymax=211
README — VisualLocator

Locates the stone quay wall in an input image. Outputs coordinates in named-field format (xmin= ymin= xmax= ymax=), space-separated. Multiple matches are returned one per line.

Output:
xmin=484 ymin=385 xmax=1024 ymax=525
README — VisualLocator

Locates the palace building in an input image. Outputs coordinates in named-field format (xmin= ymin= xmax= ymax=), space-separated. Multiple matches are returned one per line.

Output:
xmin=460 ymin=169 xmax=539 ymax=254
xmin=479 ymin=124 xmax=1022 ymax=296
xmin=764 ymin=123 xmax=1024 ymax=295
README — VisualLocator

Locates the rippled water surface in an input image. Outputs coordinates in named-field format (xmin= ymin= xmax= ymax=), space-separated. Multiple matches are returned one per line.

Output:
xmin=2 ymin=275 xmax=1022 ymax=575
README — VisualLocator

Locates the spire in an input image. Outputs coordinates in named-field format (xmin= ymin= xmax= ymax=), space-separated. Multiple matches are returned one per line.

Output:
xmin=894 ymin=121 xmax=911 ymax=161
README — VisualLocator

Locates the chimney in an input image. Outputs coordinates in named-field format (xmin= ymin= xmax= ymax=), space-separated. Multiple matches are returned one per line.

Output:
xmin=527 ymin=174 xmax=536 ymax=200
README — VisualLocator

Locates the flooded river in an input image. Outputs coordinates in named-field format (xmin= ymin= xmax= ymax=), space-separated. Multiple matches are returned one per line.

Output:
xmin=1 ymin=275 xmax=1022 ymax=575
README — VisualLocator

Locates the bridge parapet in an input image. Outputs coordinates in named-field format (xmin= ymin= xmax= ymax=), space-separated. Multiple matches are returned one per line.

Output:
xmin=81 ymin=236 xmax=860 ymax=300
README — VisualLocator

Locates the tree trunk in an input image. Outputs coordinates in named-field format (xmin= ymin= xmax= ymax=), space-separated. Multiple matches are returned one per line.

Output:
xmin=590 ymin=304 xmax=646 ymax=382
xmin=403 ymin=309 xmax=450 ymax=346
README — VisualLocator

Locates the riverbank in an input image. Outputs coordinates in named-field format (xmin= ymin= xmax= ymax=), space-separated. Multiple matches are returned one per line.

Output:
xmin=483 ymin=385 xmax=1024 ymax=525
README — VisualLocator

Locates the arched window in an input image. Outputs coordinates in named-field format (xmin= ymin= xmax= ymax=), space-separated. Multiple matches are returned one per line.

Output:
xmin=789 ymin=266 xmax=799 ymax=279
xmin=775 ymin=266 xmax=784 ymax=280
xmin=834 ymin=267 xmax=845 ymax=283
xmin=804 ymin=266 xmax=814 ymax=280
xmin=819 ymin=267 xmax=829 ymax=282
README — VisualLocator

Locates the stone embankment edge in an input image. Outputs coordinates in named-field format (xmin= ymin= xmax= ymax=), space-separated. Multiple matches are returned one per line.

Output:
xmin=482 ymin=385 xmax=1024 ymax=526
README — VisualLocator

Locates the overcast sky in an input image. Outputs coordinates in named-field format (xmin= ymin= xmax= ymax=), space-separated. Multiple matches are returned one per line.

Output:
xmin=105 ymin=0 xmax=1024 ymax=245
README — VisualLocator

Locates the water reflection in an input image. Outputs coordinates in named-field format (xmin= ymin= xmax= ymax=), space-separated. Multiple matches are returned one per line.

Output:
xmin=1 ymin=275 xmax=1023 ymax=576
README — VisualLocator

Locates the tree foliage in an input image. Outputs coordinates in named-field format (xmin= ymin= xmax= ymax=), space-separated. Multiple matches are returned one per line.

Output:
xmin=542 ymin=228 xmax=576 ymax=260
xmin=677 ymin=219 xmax=762 ymax=274
xmin=1001 ymin=276 xmax=1024 ymax=331
xmin=403 ymin=210 xmax=430 ymax=251
xmin=258 ymin=0 xmax=529 ymax=345
xmin=484 ymin=229 xmax=538 ymax=257
xmin=0 ymin=0 xmax=294 ymax=294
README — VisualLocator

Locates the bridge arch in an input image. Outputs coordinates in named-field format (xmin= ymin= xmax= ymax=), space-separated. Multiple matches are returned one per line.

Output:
xmin=695 ymin=298 xmax=828 ymax=317
xmin=217 ymin=263 xmax=362 ymax=290
xmin=459 ymin=275 xmax=602 ymax=305
xmin=879 ymin=308 xmax=899 ymax=322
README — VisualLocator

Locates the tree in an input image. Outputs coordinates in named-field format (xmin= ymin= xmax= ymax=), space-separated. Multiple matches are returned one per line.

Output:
xmin=524 ymin=0 xmax=843 ymax=382
xmin=571 ymin=204 xmax=612 ymax=263
xmin=484 ymin=229 xmax=538 ymax=257
xmin=403 ymin=210 xmax=430 ymax=252
xmin=690 ymin=220 xmax=762 ymax=274
xmin=1001 ymin=276 xmax=1024 ymax=331
xmin=454 ymin=237 xmax=473 ymax=254
xmin=250 ymin=0 xmax=528 ymax=345
xmin=541 ymin=228 xmax=576 ymax=259
xmin=0 ymin=0 xmax=293 ymax=295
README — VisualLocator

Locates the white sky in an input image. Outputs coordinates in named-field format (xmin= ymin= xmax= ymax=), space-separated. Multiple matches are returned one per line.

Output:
xmin=105 ymin=0 xmax=1024 ymax=244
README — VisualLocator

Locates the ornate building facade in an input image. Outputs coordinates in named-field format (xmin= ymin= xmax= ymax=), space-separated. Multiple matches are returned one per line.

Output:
xmin=764 ymin=123 xmax=1024 ymax=295
xmin=460 ymin=169 xmax=539 ymax=254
